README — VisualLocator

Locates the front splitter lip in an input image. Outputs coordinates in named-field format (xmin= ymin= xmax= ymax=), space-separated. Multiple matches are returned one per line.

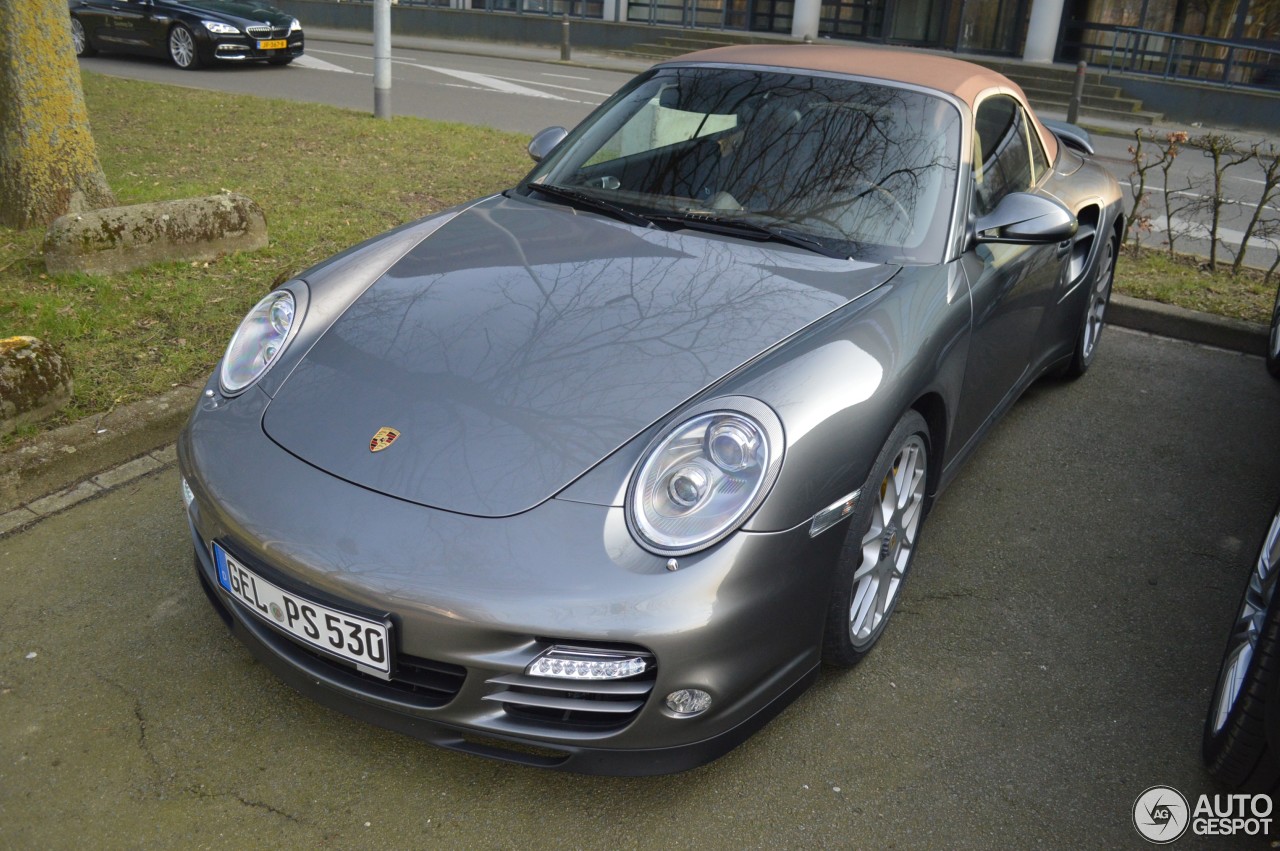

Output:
xmin=192 ymin=550 xmax=818 ymax=776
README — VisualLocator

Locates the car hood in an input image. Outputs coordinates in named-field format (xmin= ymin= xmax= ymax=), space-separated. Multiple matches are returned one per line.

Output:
xmin=263 ymin=194 xmax=896 ymax=517
xmin=166 ymin=0 xmax=293 ymax=26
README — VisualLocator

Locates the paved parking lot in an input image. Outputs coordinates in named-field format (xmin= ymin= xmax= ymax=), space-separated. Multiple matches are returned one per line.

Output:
xmin=2 ymin=326 xmax=1278 ymax=848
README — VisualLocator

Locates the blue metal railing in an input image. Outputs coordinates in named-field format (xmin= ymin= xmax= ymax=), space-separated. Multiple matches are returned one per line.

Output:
xmin=1067 ymin=24 xmax=1280 ymax=90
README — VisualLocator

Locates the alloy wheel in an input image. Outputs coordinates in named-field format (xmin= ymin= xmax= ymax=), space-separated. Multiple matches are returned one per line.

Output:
xmin=71 ymin=18 xmax=86 ymax=55
xmin=169 ymin=26 xmax=196 ymax=69
xmin=850 ymin=434 xmax=927 ymax=648
xmin=1081 ymin=237 xmax=1114 ymax=361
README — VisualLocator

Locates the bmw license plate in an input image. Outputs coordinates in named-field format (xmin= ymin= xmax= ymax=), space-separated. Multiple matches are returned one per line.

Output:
xmin=213 ymin=543 xmax=391 ymax=677
xmin=258 ymin=39 xmax=287 ymax=50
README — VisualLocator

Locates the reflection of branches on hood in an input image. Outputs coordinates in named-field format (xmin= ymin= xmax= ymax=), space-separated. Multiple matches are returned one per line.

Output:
xmin=297 ymin=202 xmax=856 ymax=513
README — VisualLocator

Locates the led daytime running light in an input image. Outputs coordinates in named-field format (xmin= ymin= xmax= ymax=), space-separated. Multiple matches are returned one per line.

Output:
xmin=527 ymin=648 xmax=648 ymax=681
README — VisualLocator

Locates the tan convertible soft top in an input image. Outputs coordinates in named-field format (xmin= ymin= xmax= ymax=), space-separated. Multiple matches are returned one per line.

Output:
xmin=666 ymin=44 xmax=1015 ymax=110
xmin=665 ymin=43 xmax=1058 ymax=159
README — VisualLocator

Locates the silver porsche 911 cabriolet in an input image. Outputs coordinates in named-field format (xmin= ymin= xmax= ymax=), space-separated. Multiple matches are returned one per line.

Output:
xmin=179 ymin=44 xmax=1124 ymax=775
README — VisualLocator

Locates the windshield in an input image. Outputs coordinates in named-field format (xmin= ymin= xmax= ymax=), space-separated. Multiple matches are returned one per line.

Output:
xmin=519 ymin=66 xmax=962 ymax=264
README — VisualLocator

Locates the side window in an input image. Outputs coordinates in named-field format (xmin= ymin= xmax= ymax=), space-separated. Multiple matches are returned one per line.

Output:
xmin=972 ymin=95 xmax=1040 ymax=217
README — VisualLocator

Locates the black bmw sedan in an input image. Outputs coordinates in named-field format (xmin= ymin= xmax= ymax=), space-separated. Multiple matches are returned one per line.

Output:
xmin=70 ymin=0 xmax=304 ymax=69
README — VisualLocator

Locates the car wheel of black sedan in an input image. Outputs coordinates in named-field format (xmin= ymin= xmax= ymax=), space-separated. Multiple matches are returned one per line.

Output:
xmin=70 ymin=16 xmax=95 ymax=57
xmin=168 ymin=24 xmax=201 ymax=70
xmin=1203 ymin=500 xmax=1280 ymax=793
xmin=1267 ymin=280 xmax=1280 ymax=380
xmin=1062 ymin=234 xmax=1117 ymax=379
xmin=823 ymin=410 xmax=930 ymax=666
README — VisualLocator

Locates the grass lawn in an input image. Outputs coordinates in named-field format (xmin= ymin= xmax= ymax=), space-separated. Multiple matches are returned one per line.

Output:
xmin=0 ymin=72 xmax=530 ymax=436
xmin=1115 ymin=246 xmax=1277 ymax=324
xmin=1 ymin=72 xmax=1274 ymax=439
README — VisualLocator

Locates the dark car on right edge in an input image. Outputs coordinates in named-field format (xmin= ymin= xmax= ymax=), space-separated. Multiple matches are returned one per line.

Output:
xmin=1203 ymin=282 xmax=1280 ymax=796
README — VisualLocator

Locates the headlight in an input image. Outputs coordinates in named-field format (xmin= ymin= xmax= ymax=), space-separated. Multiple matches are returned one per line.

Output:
xmin=627 ymin=396 xmax=784 ymax=556
xmin=219 ymin=290 xmax=297 ymax=395
xmin=202 ymin=20 xmax=239 ymax=34
xmin=290 ymin=17 xmax=302 ymax=32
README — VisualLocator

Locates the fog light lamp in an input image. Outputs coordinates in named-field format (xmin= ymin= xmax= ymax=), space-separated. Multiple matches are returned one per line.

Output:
xmin=665 ymin=689 xmax=712 ymax=716
xmin=527 ymin=647 xmax=648 ymax=681
xmin=181 ymin=477 xmax=195 ymax=509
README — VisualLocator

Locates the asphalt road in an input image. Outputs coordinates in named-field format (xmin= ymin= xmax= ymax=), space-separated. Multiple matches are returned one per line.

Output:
xmin=3 ymin=326 xmax=1279 ymax=848
xmin=77 ymin=39 xmax=637 ymax=135
xmin=1089 ymin=135 xmax=1280 ymax=271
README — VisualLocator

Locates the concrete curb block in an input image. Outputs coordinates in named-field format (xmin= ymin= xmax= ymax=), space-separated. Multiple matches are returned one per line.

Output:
xmin=0 ymin=444 xmax=178 ymax=538
xmin=1109 ymin=294 xmax=1268 ymax=356
xmin=44 ymin=194 xmax=268 ymax=276
xmin=0 ymin=386 xmax=198 ymax=516
xmin=0 ymin=297 xmax=1269 ymax=536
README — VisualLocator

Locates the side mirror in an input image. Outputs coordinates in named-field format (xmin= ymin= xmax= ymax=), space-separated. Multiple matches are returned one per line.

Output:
xmin=527 ymin=126 xmax=568 ymax=163
xmin=974 ymin=192 xmax=1077 ymax=245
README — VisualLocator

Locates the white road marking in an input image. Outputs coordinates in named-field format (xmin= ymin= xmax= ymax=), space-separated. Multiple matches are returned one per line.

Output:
xmin=1118 ymin=180 xmax=1280 ymax=213
xmin=485 ymin=73 xmax=610 ymax=97
xmin=307 ymin=47 xmax=599 ymax=103
xmin=1145 ymin=213 xmax=1280 ymax=251
xmin=542 ymin=72 xmax=591 ymax=80
xmin=292 ymin=54 xmax=357 ymax=74
xmin=394 ymin=61 xmax=568 ymax=100
xmin=311 ymin=48 xmax=376 ymax=61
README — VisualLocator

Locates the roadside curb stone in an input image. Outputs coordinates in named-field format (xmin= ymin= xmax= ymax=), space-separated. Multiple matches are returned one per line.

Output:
xmin=0 ymin=443 xmax=178 ymax=538
xmin=1110 ymin=294 xmax=1268 ymax=356
xmin=0 ymin=385 xmax=198 ymax=515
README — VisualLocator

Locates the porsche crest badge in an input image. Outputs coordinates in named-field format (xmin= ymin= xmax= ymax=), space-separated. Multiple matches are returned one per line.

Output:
xmin=369 ymin=427 xmax=400 ymax=453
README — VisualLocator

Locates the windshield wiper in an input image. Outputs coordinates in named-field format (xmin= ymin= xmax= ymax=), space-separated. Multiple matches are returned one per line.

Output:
xmin=528 ymin=183 xmax=652 ymax=228
xmin=647 ymin=212 xmax=848 ymax=259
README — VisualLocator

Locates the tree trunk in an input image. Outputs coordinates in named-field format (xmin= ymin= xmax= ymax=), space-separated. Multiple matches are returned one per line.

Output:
xmin=0 ymin=0 xmax=115 ymax=230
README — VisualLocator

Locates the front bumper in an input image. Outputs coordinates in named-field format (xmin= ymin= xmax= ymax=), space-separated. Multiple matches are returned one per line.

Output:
xmin=178 ymin=386 xmax=843 ymax=775
xmin=205 ymin=31 xmax=304 ymax=63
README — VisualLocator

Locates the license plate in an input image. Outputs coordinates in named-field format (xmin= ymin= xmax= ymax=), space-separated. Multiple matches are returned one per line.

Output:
xmin=258 ymin=39 xmax=287 ymax=50
xmin=213 ymin=543 xmax=391 ymax=677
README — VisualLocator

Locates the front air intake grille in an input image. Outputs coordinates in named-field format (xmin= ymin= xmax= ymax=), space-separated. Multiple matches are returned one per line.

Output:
xmin=483 ymin=665 xmax=656 ymax=731
xmin=247 ymin=609 xmax=466 ymax=707
xmin=245 ymin=24 xmax=289 ymax=38
xmin=385 ymin=654 xmax=468 ymax=704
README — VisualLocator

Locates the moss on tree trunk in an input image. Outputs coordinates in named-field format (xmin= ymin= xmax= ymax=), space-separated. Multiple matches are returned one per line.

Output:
xmin=0 ymin=0 xmax=116 ymax=229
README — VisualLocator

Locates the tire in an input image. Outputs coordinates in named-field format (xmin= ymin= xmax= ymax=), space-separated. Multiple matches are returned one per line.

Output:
xmin=267 ymin=56 xmax=294 ymax=66
xmin=1203 ymin=499 xmax=1280 ymax=795
xmin=1061 ymin=233 xmax=1116 ymax=379
xmin=168 ymin=24 xmax=201 ymax=70
xmin=822 ymin=410 xmax=930 ymax=667
xmin=1266 ymin=280 xmax=1280 ymax=380
xmin=71 ymin=16 xmax=95 ymax=57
